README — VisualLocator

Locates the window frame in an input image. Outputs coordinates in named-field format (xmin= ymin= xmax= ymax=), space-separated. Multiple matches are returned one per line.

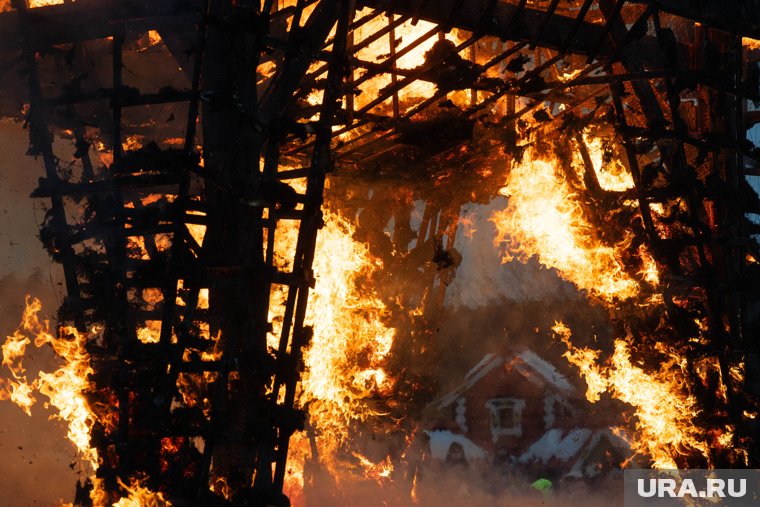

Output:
xmin=486 ymin=397 xmax=526 ymax=441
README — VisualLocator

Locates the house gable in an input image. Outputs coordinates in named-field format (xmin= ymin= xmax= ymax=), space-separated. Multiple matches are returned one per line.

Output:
xmin=430 ymin=349 xmax=582 ymax=455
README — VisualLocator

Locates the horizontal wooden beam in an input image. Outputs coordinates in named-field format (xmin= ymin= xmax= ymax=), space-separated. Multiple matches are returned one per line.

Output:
xmin=635 ymin=0 xmax=760 ymax=40
xmin=357 ymin=0 xmax=682 ymax=65
xmin=0 ymin=0 xmax=688 ymax=68
xmin=0 ymin=0 xmax=202 ymax=50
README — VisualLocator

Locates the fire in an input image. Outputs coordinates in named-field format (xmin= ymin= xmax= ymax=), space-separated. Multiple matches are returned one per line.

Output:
xmin=186 ymin=222 xmax=207 ymax=247
xmin=0 ymin=297 xmax=172 ymax=506
xmin=1 ymin=296 xmax=98 ymax=465
xmin=457 ymin=213 xmax=478 ymax=239
xmin=352 ymin=452 xmax=394 ymax=481
xmin=582 ymin=132 xmax=634 ymax=192
xmin=137 ymin=321 xmax=162 ymax=344
xmin=552 ymin=322 xmax=606 ymax=402
xmin=299 ymin=211 xmax=394 ymax=443
xmin=1 ymin=307 xmax=36 ymax=413
xmin=271 ymin=208 xmax=395 ymax=442
xmin=353 ymin=13 xmax=441 ymax=108
xmin=112 ymin=478 xmax=171 ymax=507
xmin=559 ymin=67 xmax=583 ymax=82
xmin=266 ymin=186 xmax=396 ymax=499
xmin=553 ymin=322 xmax=710 ymax=469
xmin=298 ymin=7 xmax=475 ymax=119
xmin=28 ymin=0 xmax=64 ymax=7
xmin=410 ymin=470 xmax=418 ymax=504
xmin=743 ymin=37 xmax=760 ymax=51
xmin=491 ymin=129 xmax=726 ymax=470
xmin=122 ymin=135 xmax=144 ymax=152
xmin=5 ymin=2 xmax=751 ymax=502
xmin=146 ymin=30 xmax=162 ymax=47
xmin=490 ymin=142 xmax=647 ymax=301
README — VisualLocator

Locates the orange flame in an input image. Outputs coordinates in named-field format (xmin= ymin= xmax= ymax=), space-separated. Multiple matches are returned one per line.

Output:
xmin=267 ymin=177 xmax=395 ymax=448
xmin=112 ymin=478 xmax=171 ymax=507
xmin=1 ymin=296 xmax=98 ymax=465
xmin=743 ymin=37 xmax=760 ymax=51
xmin=0 ymin=297 xmax=172 ymax=505
xmin=267 ymin=184 xmax=396 ymax=498
xmin=28 ymin=0 xmax=64 ymax=7
xmin=553 ymin=322 xmax=710 ymax=469
xmin=490 ymin=142 xmax=649 ymax=301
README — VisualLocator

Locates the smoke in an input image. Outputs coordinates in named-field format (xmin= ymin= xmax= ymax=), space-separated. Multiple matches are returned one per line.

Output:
xmin=298 ymin=454 xmax=626 ymax=507
xmin=286 ymin=169 xmax=626 ymax=507
xmin=300 ymin=152 xmax=628 ymax=500
xmin=434 ymin=195 xmax=613 ymax=383
xmin=444 ymin=197 xmax=580 ymax=308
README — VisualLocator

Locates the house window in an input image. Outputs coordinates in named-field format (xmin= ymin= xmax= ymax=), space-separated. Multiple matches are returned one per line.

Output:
xmin=486 ymin=398 xmax=525 ymax=441
xmin=543 ymin=394 xmax=575 ymax=429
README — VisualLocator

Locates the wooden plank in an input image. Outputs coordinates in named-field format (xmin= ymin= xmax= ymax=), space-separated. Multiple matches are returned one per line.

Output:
xmin=0 ymin=0 xmax=203 ymax=50
xmin=357 ymin=0 xmax=680 ymax=64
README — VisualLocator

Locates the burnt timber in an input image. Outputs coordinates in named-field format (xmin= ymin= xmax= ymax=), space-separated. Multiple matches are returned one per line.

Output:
xmin=1 ymin=0 xmax=760 ymax=505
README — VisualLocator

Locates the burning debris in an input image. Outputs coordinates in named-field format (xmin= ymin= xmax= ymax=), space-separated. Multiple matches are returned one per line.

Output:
xmin=0 ymin=0 xmax=760 ymax=505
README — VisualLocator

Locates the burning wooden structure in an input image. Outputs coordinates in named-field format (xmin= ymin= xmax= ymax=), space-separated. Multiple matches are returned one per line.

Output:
xmin=1 ymin=0 xmax=760 ymax=505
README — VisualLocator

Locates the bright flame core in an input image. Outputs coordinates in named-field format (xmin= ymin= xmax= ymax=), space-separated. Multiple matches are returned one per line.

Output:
xmin=266 ymin=194 xmax=397 ymax=500
xmin=1 ymin=296 xmax=98 ymax=466
xmin=490 ymin=143 xmax=647 ymax=301
xmin=270 ymin=208 xmax=395 ymax=446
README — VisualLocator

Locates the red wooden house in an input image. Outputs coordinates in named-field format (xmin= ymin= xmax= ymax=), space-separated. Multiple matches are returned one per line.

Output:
xmin=425 ymin=348 xmax=631 ymax=478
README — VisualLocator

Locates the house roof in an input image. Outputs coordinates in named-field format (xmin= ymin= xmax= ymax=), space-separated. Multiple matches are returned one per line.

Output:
xmin=426 ymin=429 xmax=487 ymax=461
xmin=435 ymin=349 xmax=575 ymax=410
xmin=518 ymin=428 xmax=592 ymax=464
xmin=427 ymin=427 xmax=633 ymax=476
xmin=518 ymin=427 xmax=633 ymax=478
xmin=511 ymin=349 xmax=574 ymax=393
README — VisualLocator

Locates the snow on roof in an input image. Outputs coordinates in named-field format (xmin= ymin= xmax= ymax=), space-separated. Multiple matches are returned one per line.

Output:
xmin=513 ymin=349 xmax=574 ymax=394
xmin=465 ymin=353 xmax=500 ymax=383
xmin=566 ymin=428 xmax=633 ymax=478
xmin=518 ymin=428 xmax=592 ymax=464
xmin=436 ymin=353 xmax=504 ymax=409
xmin=426 ymin=429 xmax=487 ymax=461
xmin=435 ymin=349 xmax=574 ymax=410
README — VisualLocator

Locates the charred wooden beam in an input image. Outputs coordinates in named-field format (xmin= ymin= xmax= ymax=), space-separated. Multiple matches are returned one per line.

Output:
xmin=0 ymin=0 xmax=203 ymax=50
xmin=357 ymin=0 xmax=681 ymax=64
xmin=632 ymin=0 xmax=760 ymax=40
xmin=0 ymin=0 xmax=688 ymax=66
xmin=42 ymin=88 xmax=194 ymax=108
xmin=11 ymin=0 xmax=86 ymax=331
